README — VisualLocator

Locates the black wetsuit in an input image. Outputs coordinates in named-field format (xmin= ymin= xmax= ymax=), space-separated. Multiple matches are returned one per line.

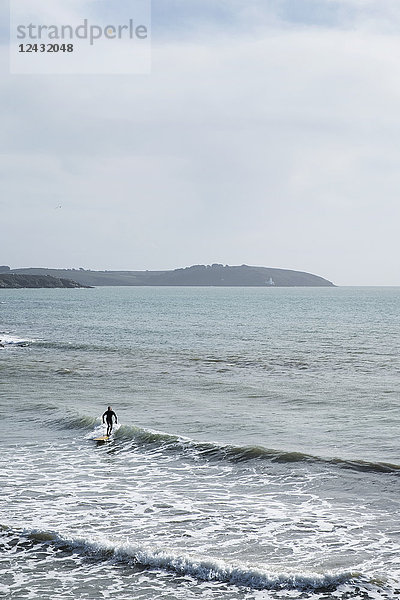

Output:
xmin=102 ymin=410 xmax=117 ymax=436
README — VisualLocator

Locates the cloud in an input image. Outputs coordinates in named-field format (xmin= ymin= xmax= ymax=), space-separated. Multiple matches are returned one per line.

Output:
xmin=1 ymin=1 xmax=400 ymax=283
xmin=151 ymin=0 xmax=400 ymax=37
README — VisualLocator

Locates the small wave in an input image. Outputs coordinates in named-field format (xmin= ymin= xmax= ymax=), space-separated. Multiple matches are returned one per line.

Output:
xmin=6 ymin=528 xmax=360 ymax=592
xmin=48 ymin=413 xmax=400 ymax=475
xmin=0 ymin=333 xmax=32 ymax=347
xmin=48 ymin=413 xmax=120 ymax=438
xmin=328 ymin=456 xmax=400 ymax=474
xmin=60 ymin=415 xmax=100 ymax=430
xmin=55 ymin=368 xmax=76 ymax=375
xmin=114 ymin=424 xmax=400 ymax=474
xmin=116 ymin=424 xmax=186 ymax=446
xmin=34 ymin=339 xmax=118 ymax=354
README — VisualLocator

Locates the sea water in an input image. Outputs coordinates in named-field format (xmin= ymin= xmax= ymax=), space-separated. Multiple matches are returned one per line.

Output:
xmin=0 ymin=286 xmax=399 ymax=599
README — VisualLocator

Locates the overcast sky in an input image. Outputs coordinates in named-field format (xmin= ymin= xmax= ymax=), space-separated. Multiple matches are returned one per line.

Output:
xmin=1 ymin=0 xmax=400 ymax=285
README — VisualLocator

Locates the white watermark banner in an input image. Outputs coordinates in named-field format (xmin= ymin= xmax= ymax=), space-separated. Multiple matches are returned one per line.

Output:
xmin=10 ymin=0 xmax=151 ymax=74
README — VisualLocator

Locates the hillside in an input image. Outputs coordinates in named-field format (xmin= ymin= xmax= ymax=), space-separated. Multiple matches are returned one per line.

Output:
xmin=0 ymin=274 xmax=88 ymax=289
xmin=6 ymin=264 xmax=335 ymax=287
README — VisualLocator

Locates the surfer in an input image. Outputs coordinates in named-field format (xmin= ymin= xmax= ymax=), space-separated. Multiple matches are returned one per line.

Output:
xmin=102 ymin=406 xmax=118 ymax=436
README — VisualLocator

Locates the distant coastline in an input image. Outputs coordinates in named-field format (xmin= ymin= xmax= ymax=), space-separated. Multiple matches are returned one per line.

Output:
xmin=0 ymin=273 xmax=88 ymax=289
xmin=1 ymin=264 xmax=335 ymax=288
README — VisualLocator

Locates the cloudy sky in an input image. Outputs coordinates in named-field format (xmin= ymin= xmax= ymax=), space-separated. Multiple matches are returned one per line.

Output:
xmin=2 ymin=0 xmax=400 ymax=285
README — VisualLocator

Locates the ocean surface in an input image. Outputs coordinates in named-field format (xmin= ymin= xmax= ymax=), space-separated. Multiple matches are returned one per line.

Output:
xmin=1 ymin=286 xmax=399 ymax=600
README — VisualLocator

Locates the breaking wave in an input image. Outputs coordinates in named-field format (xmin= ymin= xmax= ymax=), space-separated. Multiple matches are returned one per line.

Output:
xmin=122 ymin=428 xmax=400 ymax=474
xmin=2 ymin=527 xmax=361 ymax=592
xmin=56 ymin=411 xmax=400 ymax=475
xmin=0 ymin=333 xmax=32 ymax=347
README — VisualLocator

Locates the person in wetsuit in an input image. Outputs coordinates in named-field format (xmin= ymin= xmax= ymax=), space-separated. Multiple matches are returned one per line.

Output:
xmin=102 ymin=406 xmax=118 ymax=436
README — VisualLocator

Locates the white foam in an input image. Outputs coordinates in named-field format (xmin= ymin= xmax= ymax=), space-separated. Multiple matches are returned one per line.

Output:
xmin=0 ymin=333 xmax=32 ymax=346
xmin=86 ymin=421 xmax=121 ymax=440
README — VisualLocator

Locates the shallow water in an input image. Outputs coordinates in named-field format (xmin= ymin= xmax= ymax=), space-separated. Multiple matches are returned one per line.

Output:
xmin=1 ymin=287 xmax=399 ymax=599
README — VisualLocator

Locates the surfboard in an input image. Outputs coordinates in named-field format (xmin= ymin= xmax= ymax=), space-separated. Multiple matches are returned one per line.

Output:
xmin=94 ymin=435 xmax=110 ymax=442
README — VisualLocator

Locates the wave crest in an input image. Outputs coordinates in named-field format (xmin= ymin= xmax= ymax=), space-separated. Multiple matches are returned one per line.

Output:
xmin=113 ymin=424 xmax=400 ymax=474
xmin=53 ymin=413 xmax=400 ymax=475
xmin=14 ymin=528 xmax=359 ymax=592
xmin=0 ymin=333 xmax=32 ymax=346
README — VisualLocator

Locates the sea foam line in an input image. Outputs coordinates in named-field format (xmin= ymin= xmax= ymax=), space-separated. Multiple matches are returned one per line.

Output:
xmin=23 ymin=529 xmax=358 ymax=592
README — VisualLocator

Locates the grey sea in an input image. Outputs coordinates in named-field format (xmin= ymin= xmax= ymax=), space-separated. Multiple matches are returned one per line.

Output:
xmin=1 ymin=286 xmax=400 ymax=600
